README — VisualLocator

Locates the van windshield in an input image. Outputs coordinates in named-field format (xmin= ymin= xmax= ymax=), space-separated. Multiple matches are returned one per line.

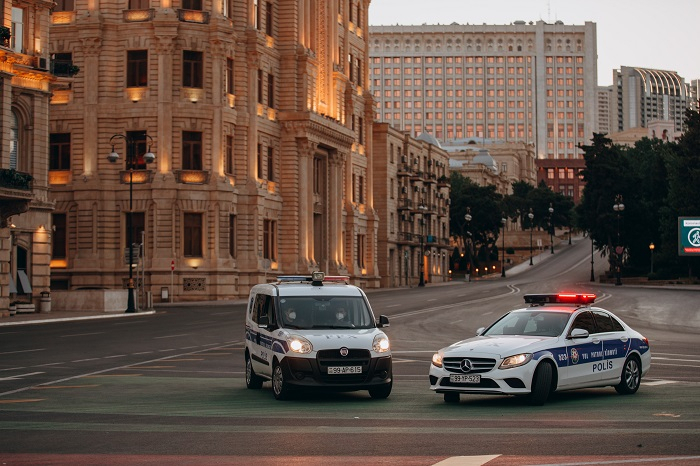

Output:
xmin=278 ymin=296 xmax=375 ymax=330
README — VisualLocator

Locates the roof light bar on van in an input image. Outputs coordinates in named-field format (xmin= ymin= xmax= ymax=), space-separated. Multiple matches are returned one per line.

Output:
xmin=323 ymin=275 xmax=350 ymax=284
xmin=524 ymin=293 xmax=597 ymax=305
xmin=277 ymin=275 xmax=312 ymax=283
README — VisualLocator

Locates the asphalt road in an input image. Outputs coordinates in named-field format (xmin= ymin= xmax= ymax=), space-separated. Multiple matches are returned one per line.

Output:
xmin=1 ymin=236 xmax=699 ymax=465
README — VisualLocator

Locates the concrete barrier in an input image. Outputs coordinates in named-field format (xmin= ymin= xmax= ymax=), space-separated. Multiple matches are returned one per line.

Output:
xmin=50 ymin=290 xmax=128 ymax=313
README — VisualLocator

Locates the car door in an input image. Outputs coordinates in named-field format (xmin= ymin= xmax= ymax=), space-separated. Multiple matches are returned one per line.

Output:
xmin=592 ymin=310 xmax=629 ymax=383
xmin=564 ymin=310 xmax=603 ymax=387
xmin=250 ymin=293 xmax=274 ymax=377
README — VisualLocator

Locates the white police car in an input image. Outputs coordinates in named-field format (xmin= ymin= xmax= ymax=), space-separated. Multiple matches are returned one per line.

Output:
xmin=244 ymin=272 xmax=392 ymax=400
xmin=429 ymin=293 xmax=651 ymax=405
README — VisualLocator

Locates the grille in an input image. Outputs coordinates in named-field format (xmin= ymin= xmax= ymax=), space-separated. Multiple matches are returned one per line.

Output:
xmin=443 ymin=357 xmax=497 ymax=374
xmin=317 ymin=348 xmax=371 ymax=384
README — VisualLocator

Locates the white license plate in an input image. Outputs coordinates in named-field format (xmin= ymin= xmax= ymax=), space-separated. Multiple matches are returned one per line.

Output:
xmin=449 ymin=374 xmax=481 ymax=384
xmin=328 ymin=366 xmax=362 ymax=374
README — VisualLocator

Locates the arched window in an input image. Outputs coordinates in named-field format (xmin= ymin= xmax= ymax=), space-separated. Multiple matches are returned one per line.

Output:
xmin=10 ymin=110 xmax=19 ymax=170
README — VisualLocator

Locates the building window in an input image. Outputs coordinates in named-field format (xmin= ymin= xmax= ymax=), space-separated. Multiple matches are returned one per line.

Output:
xmin=184 ymin=213 xmax=203 ymax=257
xmin=253 ymin=0 xmax=261 ymax=29
xmin=265 ymin=1 xmax=273 ymax=36
xmin=11 ymin=8 xmax=24 ymax=54
xmin=357 ymin=234 xmax=366 ymax=268
xmin=263 ymin=219 xmax=277 ymax=261
xmin=229 ymin=214 xmax=236 ymax=259
xmin=358 ymin=175 xmax=364 ymax=204
xmin=9 ymin=110 xmax=19 ymax=170
xmin=225 ymin=135 xmax=234 ymax=174
xmin=129 ymin=0 xmax=148 ymax=9
xmin=226 ymin=58 xmax=234 ymax=94
xmin=54 ymin=0 xmax=75 ymax=11
xmin=267 ymin=146 xmax=274 ymax=181
xmin=257 ymin=69 xmax=264 ymax=104
xmin=223 ymin=0 xmax=233 ymax=18
xmin=267 ymin=73 xmax=275 ymax=108
xmin=182 ymin=0 xmax=202 ymax=9
xmin=183 ymin=50 xmax=203 ymax=88
xmin=50 ymin=133 xmax=71 ymax=170
xmin=127 ymin=50 xmax=148 ymax=87
xmin=257 ymin=143 xmax=263 ymax=179
xmin=127 ymin=212 xmax=145 ymax=249
xmin=52 ymin=213 xmax=67 ymax=259
xmin=313 ymin=157 xmax=323 ymax=195
xmin=182 ymin=131 xmax=203 ymax=170
xmin=127 ymin=130 xmax=149 ymax=169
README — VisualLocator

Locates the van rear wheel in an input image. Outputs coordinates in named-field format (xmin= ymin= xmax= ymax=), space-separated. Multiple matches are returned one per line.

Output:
xmin=245 ymin=354 xmax=263 ymax=389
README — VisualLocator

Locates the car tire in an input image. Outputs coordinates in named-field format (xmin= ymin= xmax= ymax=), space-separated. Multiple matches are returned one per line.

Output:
xmin=368 ymin=381 xmax=392 ymax=399
xmin=245 ymin=353 xmax=263 ymax=389
xmin=443 ymin=392 xmax=460 ymax=403
xmin=615 ymin=356 xmax=641 ymax=395
xmin=272 ymin=362 xmax=291 ymax=400
xmin=527 ymin=362 xmax=553 ymax=406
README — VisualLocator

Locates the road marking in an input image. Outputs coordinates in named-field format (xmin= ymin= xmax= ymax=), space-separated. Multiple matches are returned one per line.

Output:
xmin=165 ymin=358 xmax=204 ymax=362
xmin=449 ymin=319 xmax=463 ymax=324
xmin=71 ymin=358 xmax=99 ymax=363
xmin=0 ymin=367 xmax=26 ymax=372
xmin=31 ymin=385 xmax=99 ymax=390
xmin=392 ymin=358 xmax=422 ymax=364
xmin=433 ymin=456 xmax=501 ymax=466
xmin=84 ymin=374 xmax=142 ymax=378
xmin=651 ymin=362 xmax=700 ymax=368
xmin=386 ymin=304 xmax=400 ymax=308
xmin=643 ymin=380 xmax=678 ymax=386
xmin=104 ymin=354 xmax=126 ymax=359
xmin=518 ymin=457 xmax=700 ymax=465
xmin=391 ymin=285 xmax=519 ymax=320
xmin=0 ymin=372 xmax=44 ymax=381
xmin=653 ymin=356 xmax=700 ymax=363
xmin=154 ymin=334 xmax=190 ymax=339
xmin=158 ymin=349 xmax=177 ymax=352
xmin=61 ymin=332 xmax=105 ymax=338
xmin=137 ymin=366 xmax=176 ymax=369
xmin=34 ymin=362 xmax=66 ymax=367
xmin=133 ymin=352 xmax=153 ymax=355
xmin=0 ymin=348 xmax=45 ymax=356
xmin=427 ymin=298 xmax=437 ymax=302
xmin=0 ymin=399 xmax=45 ymax=404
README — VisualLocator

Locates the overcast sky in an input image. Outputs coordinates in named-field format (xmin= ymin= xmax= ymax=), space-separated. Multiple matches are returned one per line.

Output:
xmin=369 ymin=0 xmax=700 ymax=86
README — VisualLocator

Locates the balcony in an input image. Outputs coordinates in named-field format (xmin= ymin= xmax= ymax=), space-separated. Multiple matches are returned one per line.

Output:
xmin=123 ymin=9 xmax=155 ymax=22
xmin=397 ymin=197 xmax=413 ymax=210
xmin=0 ymin=169 xmax=33 ymax=227
xmin=119 ymin=170 xmax=153 ymax=184
xmin=177 ymin=9 xmax=210 ymax=24
xmin=0 ymin=169 xmax=32 ymax=191
xmin=175 ymin=170 xmax=210 ymax=184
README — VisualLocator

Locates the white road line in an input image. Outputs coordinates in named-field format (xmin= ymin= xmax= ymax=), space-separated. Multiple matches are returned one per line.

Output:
xmin=154 ymin=334 xmax=190 ymax=339
xmin=643 ymin=380 xmax=677 ymax=386
xmin=432 ymin=455 xmax=501 ymax=466
xmin=652 ymin=356 xmax=700 ymax=363
xmin=650 ymin=362 xmax=700 ymax=368
xmin=133 ymin=351 xmax=153 ymax=355
xmin=0 ymin=372 xmax=44 ymax=381
xmin=61 ymin=332 xmax=105 ymax=338
xmin=71 ymin=358 xmax=99 ymax=363
xmin=391 ymin=285 xmax=519 ymax=320
xmin=0 ymin=348 xmax=45 ymax=356
xmin=0 ymin=367 xmax=26 ymax=372
xmin=514 ymin=456 xmax=700 ymax=466
xmin=386 ymin=304 xmax=400 ymax=308
xmin=158 ymin=349 xmax=176 ymax=352
xmin=104 ymin=354 xmax=126 ymax=359
xmin=449 ymin=319 xmax=463 ymax=325
xmin=34 ymin=362 xmax=65 ymax=367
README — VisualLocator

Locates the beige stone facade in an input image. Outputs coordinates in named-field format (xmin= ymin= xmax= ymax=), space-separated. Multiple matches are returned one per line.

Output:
xmin=48 ymin=0 xmax=379 ymax=302
xmin=372 ymin=123 xmax=451 ymax=288
xmin=1 ymin=0 xmax=54 ymax=313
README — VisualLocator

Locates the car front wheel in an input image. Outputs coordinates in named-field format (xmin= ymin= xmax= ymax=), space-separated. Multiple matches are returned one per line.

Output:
xmin=615 ymin=356 xmax=641 ymax=395
xmin=368 ymin=381 xmax=392 ymax=399
xmin=272 ymin=363 xmax=291 ymax=400
xmin=527 ymin=362 xmax=553 ymax=406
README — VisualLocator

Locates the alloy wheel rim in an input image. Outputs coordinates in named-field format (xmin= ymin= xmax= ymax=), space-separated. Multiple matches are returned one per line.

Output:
xmin=625 ymin=360 xmax=639 ymax=389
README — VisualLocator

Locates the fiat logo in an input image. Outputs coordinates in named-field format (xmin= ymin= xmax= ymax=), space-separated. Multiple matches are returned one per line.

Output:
xmin=340 ymin=347 xmax=349 ymax=357
xmin=460 ymin=359 xmax=473 ymax=373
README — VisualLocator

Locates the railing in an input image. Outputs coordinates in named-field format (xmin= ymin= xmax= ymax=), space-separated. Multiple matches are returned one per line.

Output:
xmin=0 ymin=169 xmax=33 ymax=190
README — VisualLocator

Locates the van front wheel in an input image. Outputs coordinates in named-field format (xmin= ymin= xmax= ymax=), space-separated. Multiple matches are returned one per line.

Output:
xmin=272 ymin=363 xmax=291 ymax=400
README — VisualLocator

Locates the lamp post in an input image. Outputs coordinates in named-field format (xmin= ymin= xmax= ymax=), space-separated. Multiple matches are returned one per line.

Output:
xmin=613 ymin=194 xmax=625 ymax=286
xmin=108 ymin=133 xmax=155 ymax=313
xmin=418 ymin=203 xmax=428 ymax=287
xmin=528 ymin=208 xmax=534 ymax=266
xmin=548 ymin=203 xmax=554 ymax=254
xmin=590 ymin=233 xmax=595 ymax=282
xmin=649 ymin=242 xmax=655 ymax=275
xmin=501 ymin=213 xmax=506 ymax=277
xmin=464 ymin=207 xmax=472 ymax=281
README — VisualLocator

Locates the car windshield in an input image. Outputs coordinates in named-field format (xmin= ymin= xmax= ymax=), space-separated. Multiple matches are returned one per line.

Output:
xmin=278 ymin=296 xmax=375 ymax=330
xmin=482 ymin=310 xmax=571 ymax=337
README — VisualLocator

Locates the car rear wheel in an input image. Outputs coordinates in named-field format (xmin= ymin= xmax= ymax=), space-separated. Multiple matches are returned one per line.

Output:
xmin=615 ymin=356 xmax=641 ymax=395
xmin=245 ymin=354 xmax=263 ymax=389
xmin=527 ymin=362 xmax=553 ymax=406
xmin=443 ymin=392 xmax=460 ymax=403
xmin=272 ymin=363 xmax=291 ymax=400
xmin=368 ymin=381 xmax=392 ymax=399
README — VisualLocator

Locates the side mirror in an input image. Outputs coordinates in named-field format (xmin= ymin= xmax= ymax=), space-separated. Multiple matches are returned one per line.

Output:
xmin=475 ymin=327 xmax=485 ymax=336
xmin=377 ymin=315 xmax=390 ymax=328
xmin=569 ymin=328 xmax=589 ymax=339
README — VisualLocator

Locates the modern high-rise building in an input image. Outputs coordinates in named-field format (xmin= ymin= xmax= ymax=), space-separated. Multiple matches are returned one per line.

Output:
xmin=368 ymin=20 xmax=598 ymax=161
xmin=611 ymin=66 xmax=693 ymax=135
xmin=0 ymin=0 xmax=54 ymax=314
xmin=47 ymin=0 xmax=378 ymax=303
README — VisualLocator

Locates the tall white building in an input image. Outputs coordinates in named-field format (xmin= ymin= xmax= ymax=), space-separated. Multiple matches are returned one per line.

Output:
xmin=368 ymin=20 xmax=598 ymax=160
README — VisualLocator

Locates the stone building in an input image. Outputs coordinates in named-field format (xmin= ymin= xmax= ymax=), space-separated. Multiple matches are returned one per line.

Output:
xmin=0 ymin=0 xmax=54 ymax=314
xmin=372 ymin=123 xmax=450 ymax=288
xmin=48 ymin=0 xmax=378 ymax=303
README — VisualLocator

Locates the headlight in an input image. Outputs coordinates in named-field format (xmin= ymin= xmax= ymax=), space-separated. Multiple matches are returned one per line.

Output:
xmin=372 ymin=334 xmax=390 ymax=353
xmin=287 ymin=335 xmax=312 ymax=354
xmin=431 ymin=352 xmax=443 ymax=368
xmin=499 ymin=353 xmax=532 ymax=369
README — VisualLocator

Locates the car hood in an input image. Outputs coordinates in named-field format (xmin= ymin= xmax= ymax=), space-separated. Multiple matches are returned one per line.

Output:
xmin=280 ymin=328 xmax=386 ymax=352
xmin=442 ymin=335 xmax=557 ymax=358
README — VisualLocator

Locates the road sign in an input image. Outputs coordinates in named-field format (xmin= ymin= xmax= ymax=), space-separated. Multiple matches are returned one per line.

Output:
xmin=678 ymin=217 xmax=700 ymax=256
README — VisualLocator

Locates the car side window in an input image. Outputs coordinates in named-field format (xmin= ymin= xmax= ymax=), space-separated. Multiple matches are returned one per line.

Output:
xmin=570 ymin=311 xmax=596 ymax=335
xmin=249 ymin=294 xmax=258 ymax=324
xmin=592 ymin=310 xmax=616 ymax=333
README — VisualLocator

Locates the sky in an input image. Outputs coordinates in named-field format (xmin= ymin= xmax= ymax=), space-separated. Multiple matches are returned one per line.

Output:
xmin=369 ymin=0 xmax=700 ymax=86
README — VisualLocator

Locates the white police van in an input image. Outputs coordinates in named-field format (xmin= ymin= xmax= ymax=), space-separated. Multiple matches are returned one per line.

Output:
xmin=244 ymin=272 xmax=392 ymax=400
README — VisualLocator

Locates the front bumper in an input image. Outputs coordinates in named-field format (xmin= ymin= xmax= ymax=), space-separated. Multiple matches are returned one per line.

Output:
xmin=280 ymin=352 xmax=392 ymax=391
xmin=428 ymin=362 xmax=534 ymax=395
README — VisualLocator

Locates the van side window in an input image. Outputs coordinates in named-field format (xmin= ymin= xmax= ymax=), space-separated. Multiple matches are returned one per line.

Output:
xmin=254 ymin=294 xmax=275 ymax=326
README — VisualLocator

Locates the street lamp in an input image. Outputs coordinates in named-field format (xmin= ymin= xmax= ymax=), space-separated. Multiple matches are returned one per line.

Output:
xmin=590 ymin=233 xmax=595 ymax=282
xmin=108 ymin=133 xmax=155 ymax=313
xmin=528 ymin=208 xmax=534 ymax=266
xmin=613 ymin=194 xmax=625 ymax=286
xmin=548 ymin=203 xmax=554 ymax=254
xmin=649 ymin=242 xmax=655 ymax=275
xmin=501 ymin=213 xmax=506 ymax=277
xmin=418 ymin=203 xmax=428 ymax=287
xmin=464 ymin=207 xmax=472 ymax=282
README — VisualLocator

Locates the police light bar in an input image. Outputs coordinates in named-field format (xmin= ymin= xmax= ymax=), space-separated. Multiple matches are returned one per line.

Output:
xmin=323 ymin=275 xmax=350 ymax=284
xmin=524 ymin=293 xmax=596 ymax=305
xmin=277 ymin=275 xmax=312 ymax=283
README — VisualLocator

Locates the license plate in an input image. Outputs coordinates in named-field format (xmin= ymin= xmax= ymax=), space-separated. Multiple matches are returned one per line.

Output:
xmin=328 ymin=366 xmax=362 ymax=374
xmin=450 ymin=374 xmax=481 ymax=384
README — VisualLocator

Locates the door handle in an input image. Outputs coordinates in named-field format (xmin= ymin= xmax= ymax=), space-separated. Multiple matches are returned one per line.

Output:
xmin=592 ymin=338 xmax=600 ymax=344
xmin=620 ymin=336 xmax=628 ymax=342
